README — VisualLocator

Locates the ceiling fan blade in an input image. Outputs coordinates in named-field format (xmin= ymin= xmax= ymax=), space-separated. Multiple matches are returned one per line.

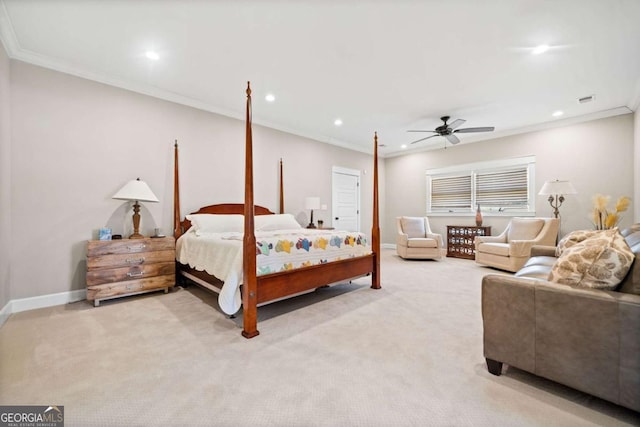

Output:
xmin=454 ymin=126 xmax=495 ymax=133
xmin=407 ymin=130 xmax=437 ymax=133
xmin=444 ymin=134 xmax=460 ymax=144
xmin=410 ymin=134 xmax=440 ymax=144
xmin=448 ymin=119 xmax=466 ymax=130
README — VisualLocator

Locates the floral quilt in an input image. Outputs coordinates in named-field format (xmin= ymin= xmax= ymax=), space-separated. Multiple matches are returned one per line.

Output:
xmin=176 ymin=228 xmax=371 ymax=314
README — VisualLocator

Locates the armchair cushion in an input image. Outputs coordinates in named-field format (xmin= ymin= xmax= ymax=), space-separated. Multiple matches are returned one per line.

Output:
xmin=401 ymin=216 xmax=426 ymax=238
xmin=549 ymin=228 xmax=634 ymax=290
xmin=406 ymin=238 xmax=438 ymax=248
xmin=478 ymin=243 xmax=510 ymax=257
xmin=507 ymin=218 xmax=544 ymax=241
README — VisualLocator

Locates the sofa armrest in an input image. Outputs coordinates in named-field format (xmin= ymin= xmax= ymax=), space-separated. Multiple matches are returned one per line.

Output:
xmin=482 ymin=275 xmax=537 ymax=373
xmin=530 ymin=245 xmax=557 ymax=257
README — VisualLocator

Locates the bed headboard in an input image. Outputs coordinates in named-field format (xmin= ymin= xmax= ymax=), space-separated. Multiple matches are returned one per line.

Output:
xmin=173 ymin=142 xmax=283 ymax=239
xmin=178 ymin=203 xmax=275 ymax=236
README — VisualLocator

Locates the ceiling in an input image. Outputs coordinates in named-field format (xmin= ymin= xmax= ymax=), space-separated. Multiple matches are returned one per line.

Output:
xmin=1 ymin=0 xmax=639 ymax=157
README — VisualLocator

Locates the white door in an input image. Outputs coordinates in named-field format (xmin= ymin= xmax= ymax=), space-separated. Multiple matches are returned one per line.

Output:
xmin=332 ymin=167 xmax=360 ymax=231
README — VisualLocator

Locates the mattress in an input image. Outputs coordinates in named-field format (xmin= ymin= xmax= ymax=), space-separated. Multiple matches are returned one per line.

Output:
xmin=176 ymin=228 xmax=371 ymax=314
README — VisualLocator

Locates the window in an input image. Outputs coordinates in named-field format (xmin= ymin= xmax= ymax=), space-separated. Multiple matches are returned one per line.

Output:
xmin=426 ymin=156 xmax=536 ymax=216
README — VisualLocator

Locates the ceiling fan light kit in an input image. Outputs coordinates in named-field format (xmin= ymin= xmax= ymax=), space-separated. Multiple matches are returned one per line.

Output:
xmin=408 ymin=116 xmax=495 ymax=145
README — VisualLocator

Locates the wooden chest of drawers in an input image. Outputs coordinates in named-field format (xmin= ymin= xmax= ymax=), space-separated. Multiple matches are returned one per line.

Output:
xmin=86 ymin=237 xmax=175 ymax=306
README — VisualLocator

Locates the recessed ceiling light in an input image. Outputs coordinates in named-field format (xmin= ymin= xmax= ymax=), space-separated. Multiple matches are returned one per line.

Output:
xmin=265 ymin=94 xmax=275 ymax=102
xmin=145 ymin=51 xmax=160 ymax=61
xmin=334 ymin=119 xmax=343 ymax=126
xmin=401 ymin=144 xmax=407 ymax=149
xmin=552 ymin=110 xmax=564 ymax=117
xmin=532 ymin=44 xmax=550 ymax=55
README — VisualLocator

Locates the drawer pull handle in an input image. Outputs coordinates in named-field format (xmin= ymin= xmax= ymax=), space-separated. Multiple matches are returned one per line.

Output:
xmin=126 ymin=257 xmax=145 ymax=264
xmin=126 ymin=244 xmax=146 ymax=251
xmin=127 ymin=271 xmax=145 ymax=277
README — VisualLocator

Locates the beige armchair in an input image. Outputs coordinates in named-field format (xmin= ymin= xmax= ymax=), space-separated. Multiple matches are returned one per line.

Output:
xmin=396 ymin=216 xmax=443 ymax=259
xmin=475 ymin=217 xmax=559 ymax=272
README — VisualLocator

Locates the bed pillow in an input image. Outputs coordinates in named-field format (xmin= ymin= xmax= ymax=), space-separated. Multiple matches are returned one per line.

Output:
xmin=186 ymin=214 xmax=244 ymax=235
xmin=255 ymin=214 xmax=302 ymax=231
xmin=548 ymin=228 xmax=634 ymax=290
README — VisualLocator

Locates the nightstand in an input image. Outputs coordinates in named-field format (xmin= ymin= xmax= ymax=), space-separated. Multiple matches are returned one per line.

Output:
xmin=86 ymin=237 xmax=175 ymax=306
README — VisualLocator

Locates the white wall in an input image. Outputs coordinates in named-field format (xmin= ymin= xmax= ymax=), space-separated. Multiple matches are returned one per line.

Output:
xmin=383 ymin=114 xmax=635 ymax=243
xmin=635 ymin=111 xmax=640 ymax=222
xmin=0 ymin=40 xmax=11 ymax=310
xmin=9 ymin=60 xmax=381 ymax=300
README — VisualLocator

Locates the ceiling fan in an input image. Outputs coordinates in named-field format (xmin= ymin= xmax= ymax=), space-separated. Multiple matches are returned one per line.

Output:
xmin=408 ymin=116 xmax=495 ymax=145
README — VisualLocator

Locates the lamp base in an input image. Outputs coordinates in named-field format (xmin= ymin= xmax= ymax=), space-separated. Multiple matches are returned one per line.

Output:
xmin=129 ymin=232 xmax=145 ymax=239
xmin=307 ymin=223 xmax=316 ymax=229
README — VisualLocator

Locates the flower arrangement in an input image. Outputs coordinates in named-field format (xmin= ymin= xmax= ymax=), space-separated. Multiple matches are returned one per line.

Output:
xmin=591 ymin=194 xmax=631 ymax=230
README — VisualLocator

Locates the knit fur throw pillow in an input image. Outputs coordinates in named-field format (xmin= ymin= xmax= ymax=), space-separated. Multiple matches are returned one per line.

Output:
xmin=548 ymin=228 xmax=634 ymax=290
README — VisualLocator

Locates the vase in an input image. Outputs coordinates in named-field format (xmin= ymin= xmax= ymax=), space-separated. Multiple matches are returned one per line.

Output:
xmin=475 ymin=204 xmax=483 ymax=226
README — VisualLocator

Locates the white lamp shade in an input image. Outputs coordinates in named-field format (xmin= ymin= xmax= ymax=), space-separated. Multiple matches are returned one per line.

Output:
xmin=539 ymin=180 xmax=577 ymax=196
xmin=305 ymin=197 xmax=321 ymax=210
xmin=112 ymin=178 xmax=159 ymax=202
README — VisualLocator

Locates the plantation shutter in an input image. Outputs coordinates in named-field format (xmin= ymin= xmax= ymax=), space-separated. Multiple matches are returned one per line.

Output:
xmin=476 ymin=167 xmax=528 ymax=207
xmin=431 ymin=174 xmax=472 ymax=211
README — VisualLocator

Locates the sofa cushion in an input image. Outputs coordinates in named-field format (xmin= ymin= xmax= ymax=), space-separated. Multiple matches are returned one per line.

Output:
xmin=515 ymin=264 xmax=553 ymax=280
xmin=548 ymin=229 xmax=634 ymax=290
xmin=617 ymin=230 xmax=640 ymax=295
xmin=508 ymin=218 xmax=544 ymax=241
xmin=522 ymin=256 xmax=557 ymax=268
xmin=401 ymin=217 xmax=426 ymax=239
xmin=406 ymin=238 xmax=438 ymax=248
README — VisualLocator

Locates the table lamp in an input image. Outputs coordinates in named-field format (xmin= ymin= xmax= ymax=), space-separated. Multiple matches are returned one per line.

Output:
xmin=113 ymin=178 xmax=159 ymax=239
xmin=305 ymin=196 xmax=321 ymax=228
xmin=539 ymin=179 xmax=577 ymax=218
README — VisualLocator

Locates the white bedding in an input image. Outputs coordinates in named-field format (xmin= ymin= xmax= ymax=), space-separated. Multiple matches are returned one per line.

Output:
xmin=176 ymin=228 xmax=371 ymax=314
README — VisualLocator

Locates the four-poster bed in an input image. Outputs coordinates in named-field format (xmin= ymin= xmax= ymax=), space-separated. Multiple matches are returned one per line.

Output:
xmin=173 ymin=82 xmax=381 ymax=338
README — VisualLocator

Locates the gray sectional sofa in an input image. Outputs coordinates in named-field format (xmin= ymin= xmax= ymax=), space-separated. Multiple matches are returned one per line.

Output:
xmin=481 ymin=225 xmax=640 ymax=412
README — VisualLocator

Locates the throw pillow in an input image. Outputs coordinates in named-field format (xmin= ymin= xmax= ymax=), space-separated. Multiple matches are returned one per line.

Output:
xmin=507 ymin=218 xmax=544 ymax=241
xmin=555 ymin=229 xmax=602 ymax=257
xmin=548 ymin=228 xmax=634 ymax=290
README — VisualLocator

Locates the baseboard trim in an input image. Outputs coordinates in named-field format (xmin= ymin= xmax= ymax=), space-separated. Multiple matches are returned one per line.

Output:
xmin=0 ymin=301 xmax=11 ymax=328
xmin=381 ymin=243 xmax=396 ymax=249
xmin=0 ymin=289 xmax=87 ymax=327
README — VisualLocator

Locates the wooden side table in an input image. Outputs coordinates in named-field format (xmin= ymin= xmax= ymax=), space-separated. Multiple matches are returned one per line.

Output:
xmin=447 ymin=226 xmax=491 ymax=259
xmin=86 ymin=236 xmax=175 ymax=306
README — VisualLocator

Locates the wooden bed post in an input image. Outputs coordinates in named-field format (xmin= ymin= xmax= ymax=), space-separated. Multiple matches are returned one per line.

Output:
xmin=173 ymin=140 xmax=182 ymax=239
xmin=371 ymin=132 xmax=381 ymax=289
xmin=279 ymin=158 xmax=284 ymax=214
xmin=242 ymin=82 xmax=259 ymax=339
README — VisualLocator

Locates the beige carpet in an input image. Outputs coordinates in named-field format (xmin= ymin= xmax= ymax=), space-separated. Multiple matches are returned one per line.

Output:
xmin=1 ymin=249 xmax=638 ymax=426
